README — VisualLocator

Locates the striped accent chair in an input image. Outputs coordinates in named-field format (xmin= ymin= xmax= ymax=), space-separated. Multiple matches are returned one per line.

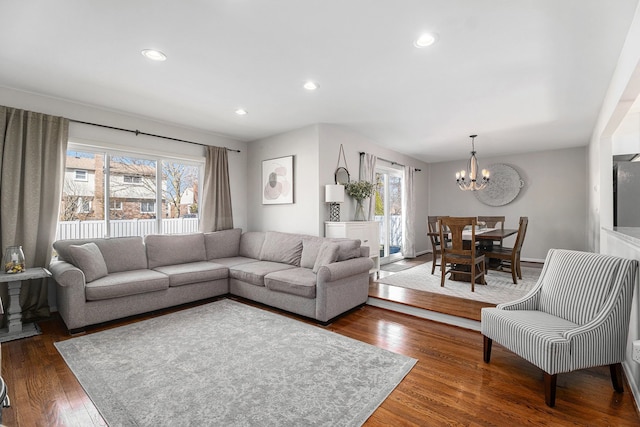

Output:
xmin=481 ymin=249 xmax=638 ymax=407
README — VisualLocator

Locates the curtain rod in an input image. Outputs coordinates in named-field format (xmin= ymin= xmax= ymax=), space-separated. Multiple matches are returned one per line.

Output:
xmin=359 ymin=152 xmax=421 ymax=171
xmin=69 ymin=119 xmax=241 ymax=152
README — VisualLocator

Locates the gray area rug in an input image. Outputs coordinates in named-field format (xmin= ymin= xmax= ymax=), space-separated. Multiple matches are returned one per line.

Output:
xmin=55 ymin=299 xmax=416 ymax=426
xmin=380 ymin=263 xmax=414 ymax=272
xmin=378 ymin=262 xmax=541 ymax=304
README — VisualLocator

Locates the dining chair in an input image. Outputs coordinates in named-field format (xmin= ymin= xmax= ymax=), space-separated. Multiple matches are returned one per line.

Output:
xmin=427 ymin=215 xmax=448 ymax=274
xmin=481 ymin=249 xmax=638 ymax=407
xmin=439 ymin=216 xmax=486 ymax=292
xmin=477 ymin=215 xmax=506 ymax=247
xmin=481 ymin=216 xmax=528 ymax=284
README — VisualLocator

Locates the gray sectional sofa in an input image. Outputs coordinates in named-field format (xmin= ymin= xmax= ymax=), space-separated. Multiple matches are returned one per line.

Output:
xmin=49 ymin=229 xmax=373 ymax=332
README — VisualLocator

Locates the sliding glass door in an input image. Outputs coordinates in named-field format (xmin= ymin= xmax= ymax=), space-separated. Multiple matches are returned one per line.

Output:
xmin=375 ymin=165 xmax=404 ymax=263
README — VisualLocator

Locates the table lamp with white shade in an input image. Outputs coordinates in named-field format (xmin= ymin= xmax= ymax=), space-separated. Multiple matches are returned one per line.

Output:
xmin=325 ymin=184 xmax=344 ymax=222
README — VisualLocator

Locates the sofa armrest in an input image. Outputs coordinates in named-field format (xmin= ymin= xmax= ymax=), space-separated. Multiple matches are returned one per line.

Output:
xmin=496 ymin=290 xmax=541 ymax=311
xmin=316 ymin=257 xmax=373 ymax=283
xmin=49 ymin=260 xmax=86 ymax=288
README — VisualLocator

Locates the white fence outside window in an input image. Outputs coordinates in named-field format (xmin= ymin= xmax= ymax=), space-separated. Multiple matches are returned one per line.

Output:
xmin=56 ymin=217 xmax=200 ymax=240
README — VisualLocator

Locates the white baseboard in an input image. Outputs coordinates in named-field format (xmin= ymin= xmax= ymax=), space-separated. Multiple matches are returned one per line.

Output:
xmin=622 ymin=361 xmax=640 ymax=414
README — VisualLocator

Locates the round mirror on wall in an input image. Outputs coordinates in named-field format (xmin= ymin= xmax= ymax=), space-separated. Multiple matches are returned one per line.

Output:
xmin=335 ymin=167 xmax=350 ymax=185
xmin=474 ymin=163 xmax=524 ymax=206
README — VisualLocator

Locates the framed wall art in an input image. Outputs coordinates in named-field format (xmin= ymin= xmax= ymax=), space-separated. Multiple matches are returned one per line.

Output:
xmin=262 ymin=155 xmax=294 ymax=204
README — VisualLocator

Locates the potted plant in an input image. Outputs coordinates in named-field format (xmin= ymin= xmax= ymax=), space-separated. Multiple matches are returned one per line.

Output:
xmin=345 ymin=180 xmax=376 ymax=220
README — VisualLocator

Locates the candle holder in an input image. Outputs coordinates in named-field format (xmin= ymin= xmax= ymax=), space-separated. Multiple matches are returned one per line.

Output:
xmin=3 ymin=245 xmax=25 ymax=274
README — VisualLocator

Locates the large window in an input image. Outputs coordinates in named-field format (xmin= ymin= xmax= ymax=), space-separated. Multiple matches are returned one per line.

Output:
xmin=57 ymin=145 xmax=203 ymax=239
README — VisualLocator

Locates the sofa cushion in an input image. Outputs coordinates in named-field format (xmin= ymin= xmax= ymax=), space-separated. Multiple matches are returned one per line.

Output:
xmin=300 ymin=237 xmax=324 ymax=269
xmin=54 ymin=236 xmax=148 ymax=273
xmin=204 ymin=228 xmax=242 ymax=260
xmin=265 ymin=268 xmax=317 ymax=299
xmin=85 ymin=269 xmax=169 ymax=301
xmin=209 ymin=257 xmax=257 ymax=267
xmin=332 ymin=239 xmax=362 ymax=261
xmin=239 ymin=231 xmax=266 ymax=259
xmin=229 ymin=261 xmax=295 ymax=287
xmin=145 ymin=233 xmax=207 ymax=269
xmin=67 ymin=242 xmax=109 ymax=283
xmin=312 ymin=242 xmax=340 ymax=273
xmin=259 ymin=231 xmax=303 ymax=266
xmin=153 ymin=261 xmax=229 ymax=287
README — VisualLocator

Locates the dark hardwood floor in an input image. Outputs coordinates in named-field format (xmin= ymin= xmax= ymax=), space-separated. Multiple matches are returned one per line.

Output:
xmin=371 ymin=253 xmax=540 ymax=321
xmin=1 ymin=255 xmax=639 ymax=426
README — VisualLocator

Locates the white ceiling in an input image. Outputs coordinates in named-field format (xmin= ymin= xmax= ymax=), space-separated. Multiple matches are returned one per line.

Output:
xmin=0 ymin=0 xmax=638 ymax=163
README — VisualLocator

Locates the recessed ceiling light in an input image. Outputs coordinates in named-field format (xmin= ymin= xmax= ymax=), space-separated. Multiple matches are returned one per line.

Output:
xmin=414 ymin=33 xmax=438 ymax=48
xmin=141 ymin=49 xmax=167 ymax=61
xmin=303 ymin=81 xmax=319 ymax=91
xmin=235 ymin=108 xmax=248 ymax=116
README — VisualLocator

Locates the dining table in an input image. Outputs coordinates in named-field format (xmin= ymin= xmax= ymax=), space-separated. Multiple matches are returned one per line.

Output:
xmin=428 ymin=227 xmax=519 ymax=281
xmin=428 ymin=227 xmax=518 ymax=245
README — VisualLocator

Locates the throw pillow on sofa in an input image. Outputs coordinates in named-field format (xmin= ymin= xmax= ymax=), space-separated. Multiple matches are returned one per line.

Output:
xmin=68 ymin=242 xmax=109 ymax=282
xmin=300 ymin=237 xmax=324 ymax=269
xmin=312 ymin=242 xmax=340 ymax=273
xmin=333 ymin=239 xmax=362 ymax=261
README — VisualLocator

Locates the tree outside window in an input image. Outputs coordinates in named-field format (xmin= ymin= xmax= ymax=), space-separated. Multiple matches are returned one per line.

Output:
xmin=58 ymin=147 xmax=203 ymax=239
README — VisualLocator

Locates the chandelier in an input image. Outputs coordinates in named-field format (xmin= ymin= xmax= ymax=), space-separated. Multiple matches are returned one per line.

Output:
xmin=456 ymin=135 xmax=490 ymax=191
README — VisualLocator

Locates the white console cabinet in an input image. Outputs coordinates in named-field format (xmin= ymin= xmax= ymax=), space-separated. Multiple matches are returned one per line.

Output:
xmin=325 ymin=221 xmax=380 ymax=276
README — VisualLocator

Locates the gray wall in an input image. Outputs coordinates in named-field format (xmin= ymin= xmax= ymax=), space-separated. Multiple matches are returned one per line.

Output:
xmin=246 ymin=125 xmax=320 ymax=235
xmin=590 ymin=2 xmax=640 ymax=409
xmin=429 ymin=146 xmax=588 ymax=261
xmin=246 ymin=123 xmax=432 ymax=254
xmin=317 ymin=124 xmax=431 ymax=254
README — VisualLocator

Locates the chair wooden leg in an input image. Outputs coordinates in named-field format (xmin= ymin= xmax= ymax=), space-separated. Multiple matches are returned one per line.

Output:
xmin=544 ymin=373 xmax=557 ymax=407
xmin=483 ymin=336 xmax=492 ymax=363
xmin=483 ymin=260 xmax=487 ymax=285
xmin=516 ymin=257 xmax=523 ymax=279
xmin=431 ymin=255 xmax=436 ymax=274
xmin=471 ymin=264 xmax=475 ymax=292
xmin=610 ymin=363 xmax=624 ymax=393
xmin=440 ymin=261 xmax=446 ymax=287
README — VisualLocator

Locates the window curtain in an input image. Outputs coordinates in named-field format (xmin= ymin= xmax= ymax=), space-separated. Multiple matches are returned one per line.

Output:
xmin=359 ymin=153 xmax=377 ymax=221
xmin=200 ymin=146 xmax=233 ymax=232
xmin=0 ymin=106 xmax=68 ymax=323
xmin=402 ymin=165 xmax=416 ymax=258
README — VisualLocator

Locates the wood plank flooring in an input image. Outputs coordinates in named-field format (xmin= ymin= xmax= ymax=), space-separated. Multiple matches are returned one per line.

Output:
xmin=371 ymin=254 xmax=536 ymax=321
xmin=1 ymin=255 xmax=639 ymax=426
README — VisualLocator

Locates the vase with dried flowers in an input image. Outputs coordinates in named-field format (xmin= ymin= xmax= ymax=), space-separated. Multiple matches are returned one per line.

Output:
xmin=345 ymin=180 xmax=376 ymax=221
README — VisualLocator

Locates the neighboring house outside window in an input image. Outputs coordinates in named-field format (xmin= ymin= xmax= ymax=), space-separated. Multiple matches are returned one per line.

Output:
xmin=140 ymin=201 xmax=155 ymax=213
xmin=57 ymin=146 xmax=203 ymax=240
xmin=77 ymin=197 xmax=92 ymax=213
xmin=123 ymin=175 xmax=142 ymax=184
xmin=74 ymin=169 xmax=88 ymax=181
